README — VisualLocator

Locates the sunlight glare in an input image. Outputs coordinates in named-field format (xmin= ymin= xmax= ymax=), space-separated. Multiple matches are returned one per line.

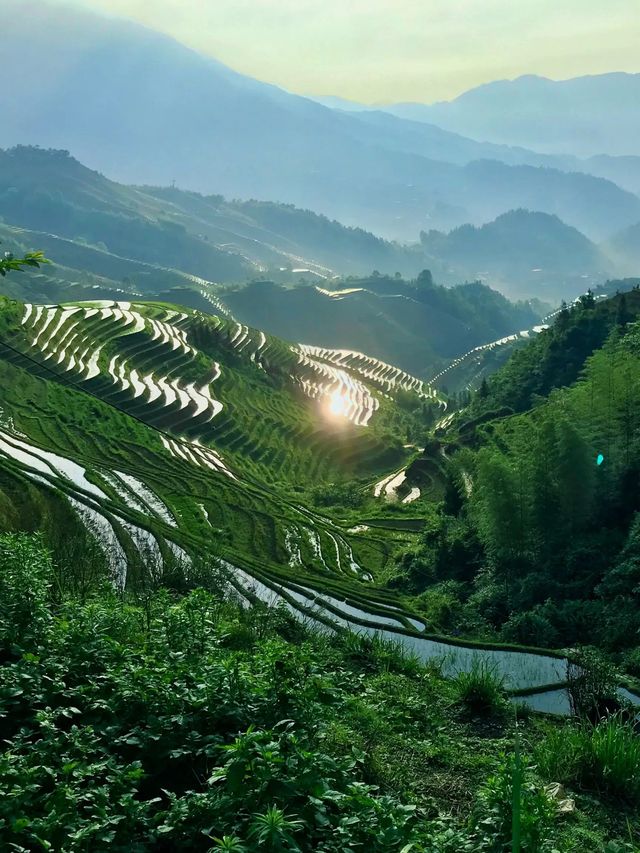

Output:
xmin=328 ymin=389 xmax=348 ymax=417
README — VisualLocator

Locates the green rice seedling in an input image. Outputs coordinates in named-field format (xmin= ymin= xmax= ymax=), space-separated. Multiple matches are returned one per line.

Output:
xmin=367 ymin=633 xmax=422 ymax=676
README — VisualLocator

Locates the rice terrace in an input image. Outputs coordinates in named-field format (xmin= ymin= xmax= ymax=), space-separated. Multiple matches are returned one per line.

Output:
xmin=1 ymin=2 xmax=640 ymax=850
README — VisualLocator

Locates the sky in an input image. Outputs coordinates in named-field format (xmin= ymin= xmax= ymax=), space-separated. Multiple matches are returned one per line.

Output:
xmin=70 ymin=0 xmax=640 ymax=103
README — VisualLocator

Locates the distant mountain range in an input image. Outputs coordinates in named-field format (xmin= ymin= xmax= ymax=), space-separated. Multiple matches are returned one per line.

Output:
xmin=381 ymin=74 xmax=640 ymax=158
xmin=1 ymin=146 xmax=631 ymax=304
xmin=2 ymin=1 xmax=640 ymax=242
xmin=315 ymin=78 xmax=640 ymax=197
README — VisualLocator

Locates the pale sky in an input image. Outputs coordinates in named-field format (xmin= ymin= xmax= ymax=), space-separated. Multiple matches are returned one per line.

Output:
xmin=71 ymin=0 xmax=640 ymax=103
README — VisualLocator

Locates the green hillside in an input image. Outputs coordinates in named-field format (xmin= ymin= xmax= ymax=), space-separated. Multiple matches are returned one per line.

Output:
xmin=0 ymin=290 xmax=450 ymax=633
xmin=1 ymin=250 xmax=639 ymax=851
xmin=1 ymin=282 xmax=639 ymax=696
xmin=420 ymin=210 xmax=609 ymax=301
xmin=408 ymin=288 xmax=640 ymax=672
xmin=222 ymin=274 xmax=542 ymax=378
xmin=0 ymin=222 xmax=547 ymax=385
xmin=3 ymin=5 xmax=640 ymax=847
xmin=1 ymin=146 xmax=629 ymax=307
xmin=0 ymin=146 xmax=421 ymax=281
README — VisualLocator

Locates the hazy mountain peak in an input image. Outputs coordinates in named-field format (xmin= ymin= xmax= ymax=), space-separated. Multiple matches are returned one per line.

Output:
xmin=2 ymin=0 xmax=639 ymax=241
xmin=384 ymin=72 xmax=640 ymax=157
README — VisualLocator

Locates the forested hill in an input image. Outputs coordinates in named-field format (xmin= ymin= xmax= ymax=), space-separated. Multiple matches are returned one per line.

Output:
xmin=0 ymin=146 xmax=422 ymax=279
xmin=468 ymin=284 xmax=640 ymax=414
xmin=419 ymin=209 xmax=609 ymax=300
xmin=222 ymin=273 xmax=542 ymax=377
xmin=406 ymin=286 xmax=640 ymax=672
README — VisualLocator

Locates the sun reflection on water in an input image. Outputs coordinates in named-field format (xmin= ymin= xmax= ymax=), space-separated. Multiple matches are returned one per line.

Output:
xmin=328 ymin=389 xmax=348 ymax=417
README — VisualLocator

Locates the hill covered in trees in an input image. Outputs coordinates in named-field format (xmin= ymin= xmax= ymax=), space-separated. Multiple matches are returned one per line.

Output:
xmin=0 ymin=146 xmax=422 ymax=281
xmin=221 ymin=273 xmax=542 ymax=377
xmin=406 ymin=288 xmax=640 ymax=675
xmin=419 ymin=210 xmax=609 ymax=301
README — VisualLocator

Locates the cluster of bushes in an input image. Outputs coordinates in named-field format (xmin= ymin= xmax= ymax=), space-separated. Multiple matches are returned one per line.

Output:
xmin=0 ymin=533 xmax=639 ymax=850
xmin=536 ymin=715 xmax=640 ymax=806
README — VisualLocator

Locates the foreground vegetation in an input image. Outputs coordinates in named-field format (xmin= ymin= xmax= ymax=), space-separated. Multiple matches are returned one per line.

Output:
xmin=0 ymin=534 xmax=638 ymax=852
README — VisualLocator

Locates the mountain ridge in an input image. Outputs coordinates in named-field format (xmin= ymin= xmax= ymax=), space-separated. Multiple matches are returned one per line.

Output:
xmin=381 ymin=72 xmax=640 ymax=158
xmin=2 ymin=1 xmax=640 ymax=240
xmin=2 ymin=145 xmax=625 ymax=303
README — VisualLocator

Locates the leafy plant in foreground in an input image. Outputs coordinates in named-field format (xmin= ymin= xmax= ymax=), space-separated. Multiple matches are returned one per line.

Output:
xmin=0 ymin=244 xmax=48 ymax=277
xmin=566 ymin=648 xmax=620 ymax=719
xmin=585 ymin=713 xmax=640 ymax=804
xmin=473 ymin=751 xmax=555 ymax=853
xmin=0 ymin=532 xmax=53 ymax=652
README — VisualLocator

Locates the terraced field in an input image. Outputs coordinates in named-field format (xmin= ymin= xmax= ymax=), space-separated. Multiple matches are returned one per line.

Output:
xmin=2 ymin=293 xmax=630 ymax=711
xmin=297 ymin=344 xmax=441 ymax=404
xmin=0 ymin=295 xmax=433 ymax=596
xmin=0 ymin=398 xmax=587 ymax=702
xmin=10 ymin=298 xmax=429 ymax=486
xmin=0 ymin=329 xmax=425 ymax=639
xmin=428 ymin=324 xmax=550 ymax=393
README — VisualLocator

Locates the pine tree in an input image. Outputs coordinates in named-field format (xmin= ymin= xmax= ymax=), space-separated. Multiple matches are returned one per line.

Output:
xmin=556 ymin=300 xmax=571 ymax=331
xmin=580 ymin=288 xmax=596 ymax=309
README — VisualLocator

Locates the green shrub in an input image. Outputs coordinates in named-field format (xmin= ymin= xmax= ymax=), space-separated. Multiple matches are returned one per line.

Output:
xmin=537 ymin=714 xmax=640 ymax=805
xmin=622 ymin=646 xmax=640 ymax=678
xmin=0 ymin=532 xmax=53 ymax=652
xmin=534 ymin=725 xmax=584 ymax=785
xmin=472 ymin=749 xmax=556 ymax=853
xmin=585 ymin=714 xmax=640 ymax=804
xmin=454 ymin=660 xmax=507 ymax=715
xmin=338 ymin=630 xmax=420 ymax=675
xmin=567 ymin=648 xmax=620 ymax=719
xmin=0 ymin=532 xmax=629 ymax=851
